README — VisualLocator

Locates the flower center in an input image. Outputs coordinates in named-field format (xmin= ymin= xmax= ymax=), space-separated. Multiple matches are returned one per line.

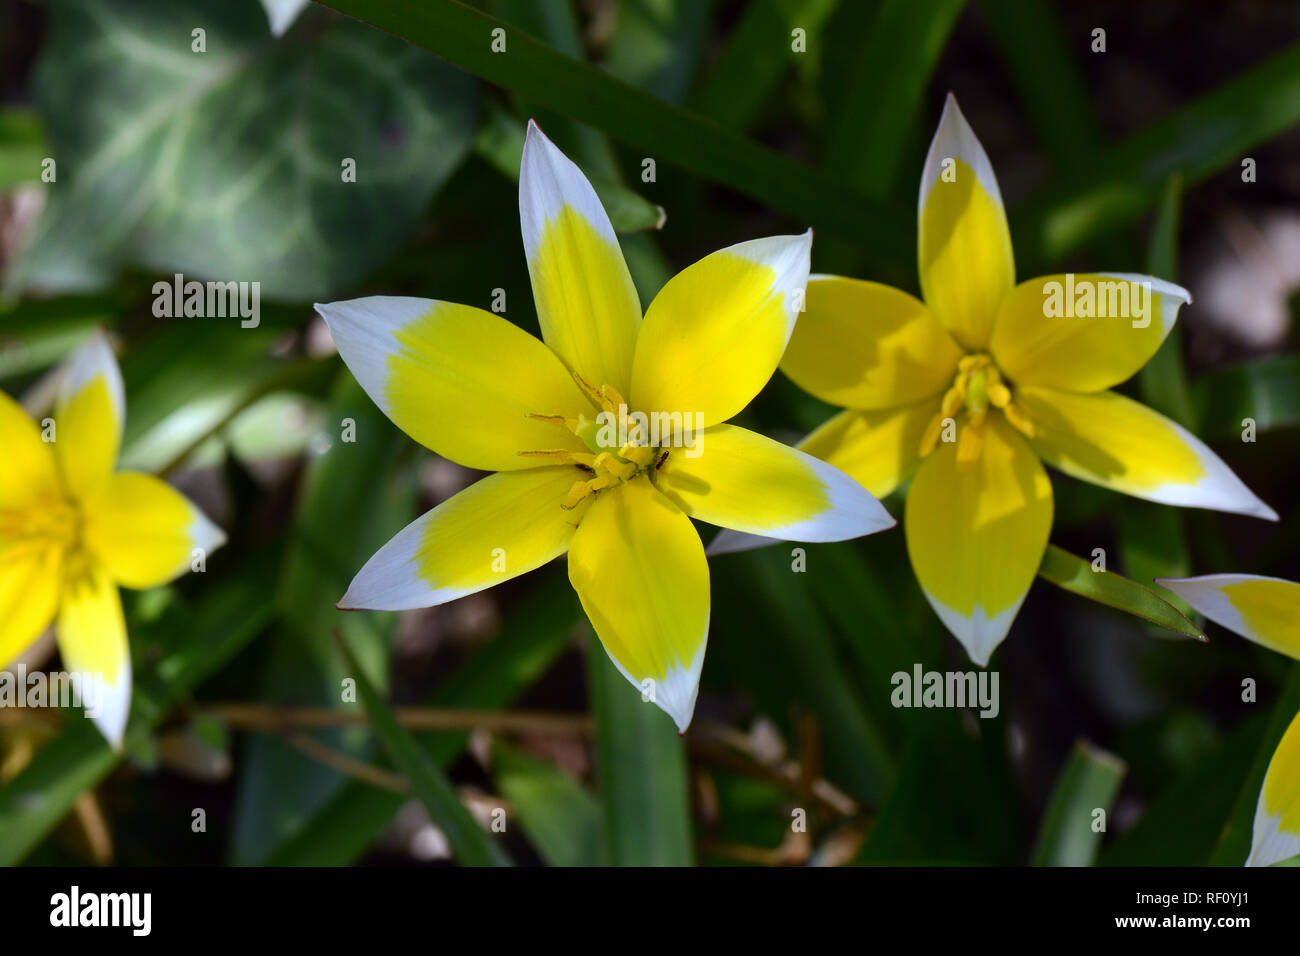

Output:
xmin=918 ymin=353 xmax=1034 ymax=467
xmin=519 ymin=374 xmax=664 ymax=510
xmin=0 ymin=495 xmax=85 ymax=574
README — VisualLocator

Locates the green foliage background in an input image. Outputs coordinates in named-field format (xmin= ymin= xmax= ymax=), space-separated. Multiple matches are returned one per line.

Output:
xmin=0 ymin=0 xmax=1298 ymax=866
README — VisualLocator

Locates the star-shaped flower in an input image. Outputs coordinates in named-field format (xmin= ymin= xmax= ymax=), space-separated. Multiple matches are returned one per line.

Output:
xmin=779 ymin=94 xmax=1275 ymax=664
xmin=0 ymin=333 xmax=226 ymax=746
xmin=316 ymin=122 xmax=893 ymax=731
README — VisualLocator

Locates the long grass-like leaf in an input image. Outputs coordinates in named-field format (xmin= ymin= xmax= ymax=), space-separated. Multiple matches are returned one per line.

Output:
xmin=336 ymin=634 xmax=513 ymax=866
xmin=1037 ymin=545 xmax=1206 ymax=641
xmin=586 ymin=633 xmax=693 ymax=866
xmin=320 ymin=0 xmax=913 ymax=262
xmin=1030 ymin=740 xmax=1126 ymax=866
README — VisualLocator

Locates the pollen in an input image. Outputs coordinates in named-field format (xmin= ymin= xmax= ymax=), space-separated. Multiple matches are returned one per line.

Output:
xmin=0 ymin=496 xmax=83 ymax=566
xmin=918 ymin=353 xmax=1035 ymax=466
xmin=520 ymin=372 xmax=662 ymax=510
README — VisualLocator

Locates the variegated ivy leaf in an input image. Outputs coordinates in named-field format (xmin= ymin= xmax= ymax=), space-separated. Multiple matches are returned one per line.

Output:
xmin=9 ymin=0 xmax=478 ymax=301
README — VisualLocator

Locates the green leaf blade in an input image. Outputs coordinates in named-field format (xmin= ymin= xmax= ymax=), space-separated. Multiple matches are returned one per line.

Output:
xmin=493 ymin=742 xmax=608 ymax=867
xmin=1030 ymin=740 xmax=1126 ymax=867
xmin=586 ymin=634 xmax=693 ymax=866
xmin=1037 ymin=544 xmax=1206 ymax=641
xmin=336 ymin=635 xmax=513 ymax=867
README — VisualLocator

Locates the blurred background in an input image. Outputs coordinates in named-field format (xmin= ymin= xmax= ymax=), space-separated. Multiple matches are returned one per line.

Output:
xmin=0 ymin=0 xmax=1298 ymax=866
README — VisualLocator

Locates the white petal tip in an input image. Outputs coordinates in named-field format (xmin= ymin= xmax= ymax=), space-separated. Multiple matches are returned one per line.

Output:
xmin=654 ymin=669 xmax=700 ymax=735
xmin=926 ymin=595 xmax=1017 ymax=669
xmin=191 ymin=509 xmax=227 ymax=557
xmin=87 ymin=674 xmax=130 ymax=751
xmin=1246 ymin=823 xmax=1300 ymax=868
xmin=938 ymin=92 xmax=965 ymax=126
xmin=706 ymin=528 xmax=779 ymax=556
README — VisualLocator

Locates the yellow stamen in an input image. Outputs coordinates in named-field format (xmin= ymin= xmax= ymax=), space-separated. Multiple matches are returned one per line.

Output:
xmin=1002 ymin=401 xmax=1036 ymax=439
xmin=599 ymin=383 xmax=628 ymax=414
xmin=618 ymin=443 xmax=655 ymax=468
xmin=524 ymin=412 xmax=571 ymax=426
xmin=594 ymin=452 xmax=636 ymax=482
xmin=956 ymin=410 xmax=986 ymax=468
xmin=526 ymin=382 xmax=673 ymax=511
xmin=939 ymin=384 xmax=964 ymax=419
xmin=516 ymin=449 xmax=597 ymax=467
xmin=919 ymin=413 xmax=947 ymax=457
xmin=561 ymin=474 xmax=617 ymax=510
xmin=918 ymin=353 xmax=1032 ymax=461
xmin=571 ymin=372 xmax=606 ymax=410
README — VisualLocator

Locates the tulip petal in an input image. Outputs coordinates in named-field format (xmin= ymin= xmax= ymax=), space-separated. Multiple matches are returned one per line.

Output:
xmin=654 ymin=423 xmax=894 ymax=541
xmin=58 ymin=562 xmax=130 ymax=748
xmin=918 ymin=93 xmax=1015 ymax=350
xmin=85 ymin=472 xmax=226 ymax=590
xmin=340 ymin=466 xmax=581 ymax=611
xmin=0 ymin=546 xmax=61 ymax=667
xmin=568 ymin=476 xmax=709 ymax=732
xmin=631 ymin=231 xmax=811 ymax=428
xmin=316 ymin=296 xmax=589 ymax=472
xmin=1154 ymin=574 xmax=1300 ymax=867
xmin=905 ymin=415 xmax=1053 ymax=665
xmin=1154 ymin=574 xmax=1300 ymax=662
xmin=0 ymin=389 xmax=60 ymax=510
xmin=1017 ymin=387 xmax=1277 ymax=520
xmin=53 ymin=332 xmax=125 ymax=501
xmin=991 ymin=273 xmax=1190 ymax=392
xmin=520 ymin=120 xmax=642 ymax=392
xmin=781 ymin=276 xmax=963 ymax=410
xmin=1247 ymin=709 xmax=1300 ymax=867
xmin=798 ymin=401 xmax=937 ymax=499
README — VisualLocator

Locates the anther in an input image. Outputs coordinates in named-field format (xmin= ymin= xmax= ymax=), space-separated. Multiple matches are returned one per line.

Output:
xmin=594 ymin=453 xmax=636 ymax=482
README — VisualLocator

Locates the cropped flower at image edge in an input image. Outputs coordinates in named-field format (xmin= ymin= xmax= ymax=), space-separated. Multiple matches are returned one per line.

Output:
xmin=1158 ymin=574 xmax=1300 ymax=867
xmin=0 ymin=334 xmax=226 ymax=747
xmin=316 ymin=121 xmax=894 ymax=732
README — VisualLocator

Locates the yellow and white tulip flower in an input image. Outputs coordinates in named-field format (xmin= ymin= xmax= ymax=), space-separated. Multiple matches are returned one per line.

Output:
xmin=1158 ymin=574 xmax=1300 ymax=866
xmin=779 ymin=94 xmax=1275 ymax=665
xmin=316 ymin=121 xmax=894 ymax=732
xmin=0 ymin=333 xmax=226 ymax=747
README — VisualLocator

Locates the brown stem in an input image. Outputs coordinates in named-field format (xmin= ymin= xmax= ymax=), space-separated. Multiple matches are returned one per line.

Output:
xmin=281 ymin=731 xmax=410 ymax=794
xmin=198 ymin=702 xmax=592 ymax=736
